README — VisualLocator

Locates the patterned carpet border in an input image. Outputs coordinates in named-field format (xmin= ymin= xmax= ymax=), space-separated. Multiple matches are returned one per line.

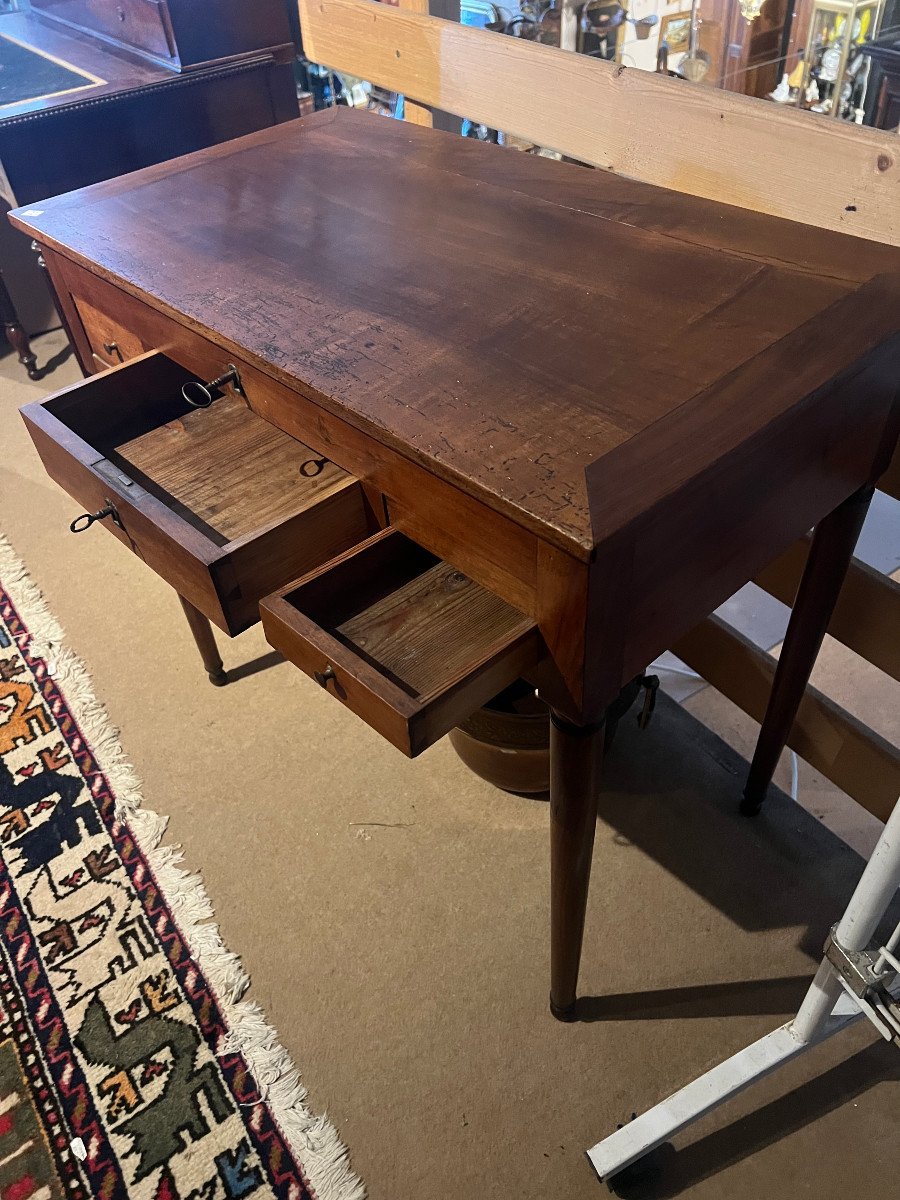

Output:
xmin=0 ymin=533 xmax=364 ymax=1200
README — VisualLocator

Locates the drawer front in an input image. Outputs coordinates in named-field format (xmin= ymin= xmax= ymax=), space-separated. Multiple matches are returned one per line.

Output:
xmin=261 ymin=530 xmax=543 ymax=756
xmin=20 ymin=352 xmax=379 ymax=634
xmin=74 ymin=296 xmax=149 ymax=371
xmin=53 ymin=261 xmax=540 ymax=620
xmin=24 ymin=412 xmax=143 ymax=556
xmin=24 ymin=402 xmax=230 ymax=619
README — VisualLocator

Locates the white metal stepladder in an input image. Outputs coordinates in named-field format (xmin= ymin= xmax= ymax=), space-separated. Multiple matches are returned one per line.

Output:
xmin=588 ymin=797 xmax=900 ymax=1184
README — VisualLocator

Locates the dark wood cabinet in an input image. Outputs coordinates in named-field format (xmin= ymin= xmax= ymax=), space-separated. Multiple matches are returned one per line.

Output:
xmin=0 ymin=1 xmax=297 ymax=371
xmin=30 ymin=0 xmax=293 ymax=69
xmin=863 ymin=32 xmax=900 ymax=129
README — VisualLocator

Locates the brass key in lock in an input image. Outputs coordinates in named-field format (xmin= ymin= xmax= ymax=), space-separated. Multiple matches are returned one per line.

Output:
xmin=182 ymin=364 xmax=244 ymax=408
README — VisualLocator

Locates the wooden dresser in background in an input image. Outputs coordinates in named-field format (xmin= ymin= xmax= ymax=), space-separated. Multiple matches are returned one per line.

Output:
xmin=0 ymin=0 xmax=298 ymax=378
xmin=863 ymin=32 xmax=900 ymax=131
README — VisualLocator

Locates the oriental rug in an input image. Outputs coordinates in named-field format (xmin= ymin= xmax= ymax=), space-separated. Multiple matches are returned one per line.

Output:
xmin=0 ymin=535 xmax=363 ymax=1200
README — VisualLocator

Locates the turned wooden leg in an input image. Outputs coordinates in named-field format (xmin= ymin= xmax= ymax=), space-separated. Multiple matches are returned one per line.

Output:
xmin=35 ymin=241 xmax=86 ymax=375
xmin=0 ymin=272 xmax=38 ymax=380
xmin=178 ymin=594 xmax=228 ymax=686
xmin=549 ymin=710 xmax=606 ymax=1021
xmin=741 ymin=484 xmax=874 ymax=816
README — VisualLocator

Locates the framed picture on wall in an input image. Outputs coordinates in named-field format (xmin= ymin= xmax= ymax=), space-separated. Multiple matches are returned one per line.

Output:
xmin=660 ymin=11 xmax=692 ymax=53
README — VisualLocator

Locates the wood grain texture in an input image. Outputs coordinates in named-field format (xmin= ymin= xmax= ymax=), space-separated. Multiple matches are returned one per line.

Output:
xmin=335 ymin=558 xmax=531 ymax=699
xmin=22 ymin=391 xmax=228 ymax=623
xmin=333 ymin=118 xmax=895 ymax=285
xmin=549 ymin=712 xmax=605 ymax=1018
xmin=74 ymin=295 xmax=147 ymax=367
xmin=605 ymin=332 xmax=900 ymax=684
xmin=298 ymin=0 xmax=900 ymax=244
xmin=18 ymin=99 xmax=900 ymax=1011
xmin=673 ymin=616 xmax=900 ymax=821
xmin=18 ymin=112 xmax=900 ymax=723
xmin=32 ymin=0 xmax=175 ymax=63
xmin=55 ymin=254 xmax=544 ymax=615
xmin=21 ymin=351 xmax=378 ymax=634
xmin=397 ymin=0 xmax=432 ymax=127
xmin=116 ymin=392 xmax=354 ymax=544
xmin=260 ymin=529 xmax=542 ymax=755
xmin=12 ymin=109 xmax=900 ymax=561
xmin=218 ymin=484 xmax=377 ymax=632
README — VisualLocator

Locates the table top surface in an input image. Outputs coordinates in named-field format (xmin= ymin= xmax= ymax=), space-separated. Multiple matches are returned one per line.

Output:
xmin=13 ymin=108 xmax=900 ymax=556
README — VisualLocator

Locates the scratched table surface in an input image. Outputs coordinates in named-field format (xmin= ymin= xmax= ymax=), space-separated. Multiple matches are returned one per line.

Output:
xmin=15 ymin=107 xmax=900 ymax=557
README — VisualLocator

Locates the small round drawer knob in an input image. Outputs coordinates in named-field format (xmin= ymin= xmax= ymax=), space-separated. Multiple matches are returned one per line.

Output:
xmin=69 ymin=502 xmax=119 ymax=533
xmin=314 ymin=664 xmax=336 ymax=688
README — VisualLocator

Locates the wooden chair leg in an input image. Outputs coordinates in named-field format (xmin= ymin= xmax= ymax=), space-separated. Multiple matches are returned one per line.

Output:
xmin=549 ymin=710 xmax=606 ymax=1021
xmin=741 ymin=484 xmax=874 ymax=816
xmin=0 ymin=272 xmax=38 ymax=380
xmin=178 ymin=595 xmax=228 ymax=686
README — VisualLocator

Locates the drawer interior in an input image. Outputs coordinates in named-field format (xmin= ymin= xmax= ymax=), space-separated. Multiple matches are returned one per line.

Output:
xmin=297 ymin=538 xmax=532 ymax=699
xmin=44 ymin=354 xmax=357 ymax=548
xmin=263 ymin=530 xmax=541 ymax=754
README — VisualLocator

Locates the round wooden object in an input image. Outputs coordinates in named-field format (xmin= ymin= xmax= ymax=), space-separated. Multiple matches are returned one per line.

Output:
xmin=451 ymin=675 xmax=649 ymax=794
xmin=449 ymin=681 xmax=550 ymax=795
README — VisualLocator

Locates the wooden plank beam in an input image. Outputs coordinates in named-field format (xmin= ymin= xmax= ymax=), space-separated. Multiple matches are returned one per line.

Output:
xmin=673 ymin=616 xmax=900 ymax=821
xmin=754 ymin=540 xmax=900 ymax=683
xmin=297 ymin=0 xmax=900 ymax=244
xmin=396 ymin=0 xmax=432 ymax=127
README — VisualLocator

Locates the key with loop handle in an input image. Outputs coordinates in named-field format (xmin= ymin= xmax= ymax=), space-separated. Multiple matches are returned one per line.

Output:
xmin=70 ymin=500 xmax=122 ymax=533
xmin=300 ymin=456 xmax=329 ymax=478
xmin=181 ymin=365 xmax=244 ymax=408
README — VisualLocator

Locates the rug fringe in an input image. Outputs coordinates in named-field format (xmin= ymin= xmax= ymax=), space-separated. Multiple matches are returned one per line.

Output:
xmin=0 ymin=534 xmax=366 ymax=1200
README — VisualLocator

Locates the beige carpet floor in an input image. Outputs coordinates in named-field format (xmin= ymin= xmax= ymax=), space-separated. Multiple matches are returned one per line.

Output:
xmin=2 ymin=331 xmax=898 ymax=1199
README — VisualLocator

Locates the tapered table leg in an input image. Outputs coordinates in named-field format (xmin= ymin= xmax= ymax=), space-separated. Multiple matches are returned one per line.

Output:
xmin=741 ymin=484 xmax=874 ymax=816
xmin=177 ymin=595 xmax=228 ymax=686
xmin=0 ymin=271 xmax=38 ymax=380
xmin=549 ymin=710 xmax=606 ymax=1021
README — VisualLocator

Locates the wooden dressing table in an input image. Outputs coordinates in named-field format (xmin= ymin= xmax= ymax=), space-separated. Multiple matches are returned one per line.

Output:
xmin=12 ymin=109 xmax=900 ymax=1018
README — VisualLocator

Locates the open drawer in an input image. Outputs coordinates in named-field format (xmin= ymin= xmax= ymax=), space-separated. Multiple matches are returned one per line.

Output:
xmin=21 ymin=352 xmax=380 ymax=634
xmin=260 ymin=529 xmax=544 ymax=756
